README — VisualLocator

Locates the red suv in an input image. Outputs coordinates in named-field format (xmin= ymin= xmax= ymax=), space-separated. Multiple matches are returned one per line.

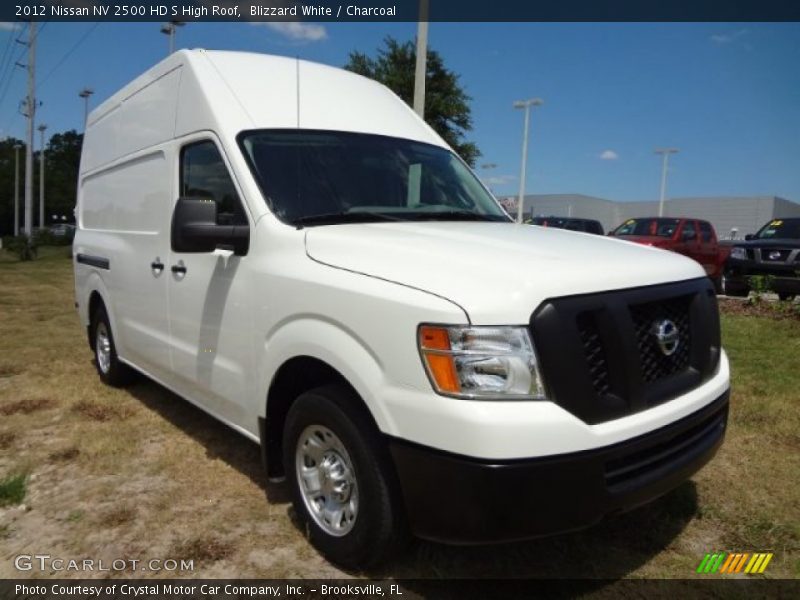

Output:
xmin=610 ymin=217 xmax=729 ymax=291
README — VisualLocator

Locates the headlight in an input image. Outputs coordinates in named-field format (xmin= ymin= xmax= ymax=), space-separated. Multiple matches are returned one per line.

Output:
xmin=418 ymin=325 xmax=546 ymax=400
xmin=730 ymin=247 xmax=748 ymax=260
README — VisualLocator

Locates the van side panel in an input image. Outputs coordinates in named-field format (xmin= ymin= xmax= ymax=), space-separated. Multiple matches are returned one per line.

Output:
xmin=77 ymin=149 xmax=173 ymax=378
xmin=81 ymin=152 xmax=167 ymax=233
xmin=81 ymin=67 xmax=182 ymax=173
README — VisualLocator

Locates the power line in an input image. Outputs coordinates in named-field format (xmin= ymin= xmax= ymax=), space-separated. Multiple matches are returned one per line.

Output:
xmin=0 ymin=21 xmax=49 ymax=129
xmin=0 ymin=27 xmax=28 ymax=107
xmin=39 ymin=22 xmax=99 ymax=89
xmin=0 ymin=41 xmax=27 ymax=114
xmin=0 ymin=26 xmax=16 ymax=90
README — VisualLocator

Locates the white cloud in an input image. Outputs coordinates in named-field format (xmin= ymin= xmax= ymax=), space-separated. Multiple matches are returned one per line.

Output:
xmin=710 ymin=29 xmax=748 ymax=44
xmin=481 ymin=174 xmax=516 ymax=187
xmin=253 ymin=22 xmax=328 ymax=42
xmin=599 ymin=150 xmax=619 ymax=160
xmin=0 ymin=22 xmax=19 ymax=31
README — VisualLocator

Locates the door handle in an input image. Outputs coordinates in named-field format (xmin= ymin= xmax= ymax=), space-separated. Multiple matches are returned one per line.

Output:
xmin=150 ymin=257 xmax=164 ymax=276
xmin=171 ymin=262 xmax=187 ymax=275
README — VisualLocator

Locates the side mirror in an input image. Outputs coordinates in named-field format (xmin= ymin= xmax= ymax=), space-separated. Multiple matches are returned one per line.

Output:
xmin=171 ymin=197 xmax=249 ymax=256
xmin=744 ymin=234 xmax=754 ymax=241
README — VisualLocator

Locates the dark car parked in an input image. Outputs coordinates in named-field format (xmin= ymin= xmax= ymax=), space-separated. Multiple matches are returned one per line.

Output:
xmin=723 ymin=217 xmax=800 ymax=300
xmin=528 ymin=216 xmax=604 ymax=235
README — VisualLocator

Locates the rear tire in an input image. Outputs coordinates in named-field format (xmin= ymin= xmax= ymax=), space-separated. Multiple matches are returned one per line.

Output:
xmin=91 ymin=305 xmax=135 ymax=387
xmin=778 ymin=293 xmax=796 ymax=302
xmin=283 ymin=384 xmax=408 ymax=569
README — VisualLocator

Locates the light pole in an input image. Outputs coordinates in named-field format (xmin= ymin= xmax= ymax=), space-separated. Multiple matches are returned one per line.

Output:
xmin=13 ymin=143 xmax=21 ymax=236
xmin=160 ymin=21 xmax=185 ymax=55
xmin=513 ymin=98 xmax=543 ymax=223
xmin=79 ymin=88 xmax=94 ymax=128
xmin=655 ymin=147 xmax=679 ymax=217
xmin=413 ymin=0 xmax=429 ymax=118
xmin=37 ymin=123 xmax=47 ymax=229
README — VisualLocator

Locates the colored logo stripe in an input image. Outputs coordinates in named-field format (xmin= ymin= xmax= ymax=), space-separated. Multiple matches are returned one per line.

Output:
xmin=699 ymin=552 xmax=773 ymax=574
xmin=697 ymin=553 xmax=726 ymax=573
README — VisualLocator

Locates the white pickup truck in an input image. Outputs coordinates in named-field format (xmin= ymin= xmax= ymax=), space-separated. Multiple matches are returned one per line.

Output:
xmin=73 ymin=50 xmax=730 ymax=568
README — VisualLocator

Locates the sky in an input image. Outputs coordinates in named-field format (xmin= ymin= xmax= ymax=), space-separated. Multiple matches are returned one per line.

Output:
xmin=0 ymin=20 xmax=798 ymax=202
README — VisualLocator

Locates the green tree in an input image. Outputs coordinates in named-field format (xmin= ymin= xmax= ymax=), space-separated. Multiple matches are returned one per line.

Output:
xmin=0 ymin=130 xmax=82 ymax=236
xmin=41 ymin=130 xmax=83 ymax=224
xmin=0 ymin=137 xmax=25 ymax=236
xmin=345 ymin=37 xmax=480 ymax=166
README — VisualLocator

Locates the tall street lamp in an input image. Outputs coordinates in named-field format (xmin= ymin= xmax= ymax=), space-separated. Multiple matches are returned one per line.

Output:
xmin=413 ymin=0 xmax=429 ymax=118
xmin=513 ymin=98 xmax=543 ymax=223
xmin=37 ymin=123 xmax=47 ymax=229
xmin=79 ymin=88 xmax=94 ymax=129
xmin=655 ymin=147 xmax=679 ymax=217
xmin=160 ymin=21 xmax=185 ymax=55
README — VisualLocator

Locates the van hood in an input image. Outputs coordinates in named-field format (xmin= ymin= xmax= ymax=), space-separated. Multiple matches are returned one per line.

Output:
xmin=304 ymin=222 xmax=705 ymax=324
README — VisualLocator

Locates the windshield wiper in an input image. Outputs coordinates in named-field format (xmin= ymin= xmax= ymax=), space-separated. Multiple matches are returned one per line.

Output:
xmin=408 ymin=210 xmax=509 ymax=222
xmin=292 ymin=211 xmax=403 ymax=228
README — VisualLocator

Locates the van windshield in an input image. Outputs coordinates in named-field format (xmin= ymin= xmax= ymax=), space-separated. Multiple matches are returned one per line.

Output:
xmin=238 ymin=130 xmax=510 ymax=226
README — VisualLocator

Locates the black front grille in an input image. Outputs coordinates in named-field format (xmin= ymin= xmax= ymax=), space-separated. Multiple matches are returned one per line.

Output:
xmin=531 ymin=278 xmax=721 ymax=424
xmin=630 ymin=295 xmax=691 ymax=383
xmin=760 ymin=248 xmax=791 ymax=262
xmin=576 ymin=312 xmax=611 ymax=396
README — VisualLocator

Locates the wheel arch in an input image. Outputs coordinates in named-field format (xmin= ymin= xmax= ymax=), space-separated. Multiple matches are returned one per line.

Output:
xmin=83 ymin=276 xmax=116 ymax=350
xmin=261 ymin=355 xmax=384 ymax=480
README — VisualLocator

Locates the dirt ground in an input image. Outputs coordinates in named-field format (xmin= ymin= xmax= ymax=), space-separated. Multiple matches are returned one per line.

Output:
xmin=1 ymin=248 xmax=798 ymax=580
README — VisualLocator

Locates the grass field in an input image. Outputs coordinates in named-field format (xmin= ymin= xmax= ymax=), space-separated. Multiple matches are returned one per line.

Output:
xmin=0 ymin=247 xmax=797 ymax=579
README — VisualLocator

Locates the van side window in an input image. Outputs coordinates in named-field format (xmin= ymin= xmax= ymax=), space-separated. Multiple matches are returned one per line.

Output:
xmin=700 ymin=221 xmax=713 ymax=242
xmin=181 ymin=141 xmax=248 ymax=226
xmin=682 ymin=220 xmax=697 ymax=240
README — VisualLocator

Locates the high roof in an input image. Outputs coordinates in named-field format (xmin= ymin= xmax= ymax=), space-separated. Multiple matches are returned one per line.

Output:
xmin=83 ymin=49 xmax=447 ymax=174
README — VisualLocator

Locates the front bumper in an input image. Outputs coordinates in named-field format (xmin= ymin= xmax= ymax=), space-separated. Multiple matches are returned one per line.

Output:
xmin=389 ymin=389 xmax=728 ymax=544
xmin=725 ymin=261 xmax=800 ymax=294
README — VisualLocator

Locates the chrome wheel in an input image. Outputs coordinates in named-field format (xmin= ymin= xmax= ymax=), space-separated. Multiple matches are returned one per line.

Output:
xmin=95 ymin=322 xmax=112 ymax=374
xmin=295 ymin=425 xmax=358 ymax=537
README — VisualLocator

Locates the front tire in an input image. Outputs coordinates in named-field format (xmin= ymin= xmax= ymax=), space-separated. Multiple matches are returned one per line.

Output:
xmin=91 ymin=305 xmax=135 ymax=387
xmin=778 ymin=293 xmax=796 ymax=302
xmin=722 ymin=274 xmax=749 ymax=298
xmin=283 ymin=385 xmax=407 ymax=569
xmin=712 ymin=275 xmax=723 ymax=295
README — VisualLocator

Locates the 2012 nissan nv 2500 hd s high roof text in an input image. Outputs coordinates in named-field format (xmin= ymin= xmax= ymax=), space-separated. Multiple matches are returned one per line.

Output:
xmin=73 ymin=50 xmax=730 ymax=568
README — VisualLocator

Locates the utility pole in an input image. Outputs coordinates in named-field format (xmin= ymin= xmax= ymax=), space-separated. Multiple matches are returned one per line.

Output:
xmin=160 ymin=21 xmax=185 ymax=55
xmin=23 ymin=22 xmax=36 ymax=236
xmin=413 ymin=0 xmax=429 ymax=118
xmin=655 ymin=147 xmax=679 ymax=217
xmin=79 ymin=88 xmax=94 ymax=128
xmin=38 ymin=123 xmax=47 ymax=229
xmin=13 ymin=143 xmax=21 ymax=236
xmin=513 ymin=98 xmax=543 ymax=223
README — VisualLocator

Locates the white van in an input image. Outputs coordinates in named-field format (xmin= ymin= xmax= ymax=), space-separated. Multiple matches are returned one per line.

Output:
xmin=74 ymin=50 xmax=730 ymax=567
